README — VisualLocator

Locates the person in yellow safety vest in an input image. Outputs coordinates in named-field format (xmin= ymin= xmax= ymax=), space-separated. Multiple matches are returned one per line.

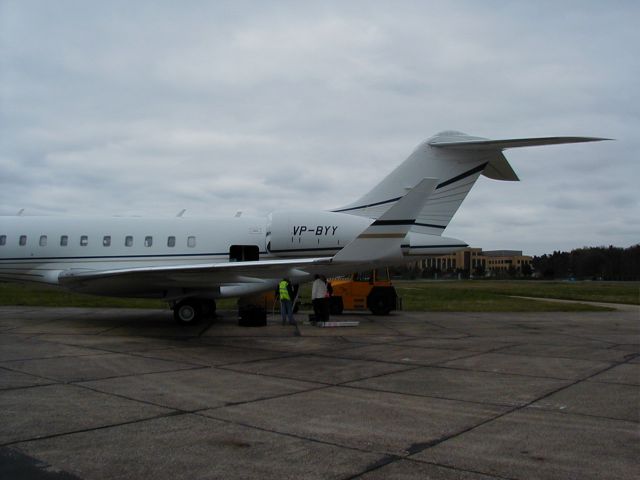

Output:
xmin=277 ymin=278 xmax=296 ymax=325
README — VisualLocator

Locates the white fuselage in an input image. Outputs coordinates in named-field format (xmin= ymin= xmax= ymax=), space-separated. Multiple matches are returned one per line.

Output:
xmin=0 ymin=215 xmax=266 ymax=284
xmin=0 ymin=211 xmax=465 ymax=298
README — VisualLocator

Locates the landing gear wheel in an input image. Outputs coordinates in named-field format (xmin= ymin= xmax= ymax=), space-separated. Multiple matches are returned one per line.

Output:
xmin=173 ymin=299 xmax=201 ymax=325
xmin=238 ymin=305 xmax=267 ymax=327
xmin=201 ymin=300 xmax=217 ymax=319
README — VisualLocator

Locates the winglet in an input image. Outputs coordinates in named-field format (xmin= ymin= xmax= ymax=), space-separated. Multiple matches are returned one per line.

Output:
xmin=332 ymin=178 xmax=438 ymax=263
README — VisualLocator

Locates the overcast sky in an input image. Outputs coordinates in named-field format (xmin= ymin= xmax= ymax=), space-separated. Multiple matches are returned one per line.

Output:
xmin=1 ymin=0 xmax=638 ymax=255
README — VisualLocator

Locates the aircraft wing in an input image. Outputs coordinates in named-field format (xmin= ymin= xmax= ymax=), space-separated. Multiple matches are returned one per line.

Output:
xmin=58 ymin=257 xmax=333 ymax=296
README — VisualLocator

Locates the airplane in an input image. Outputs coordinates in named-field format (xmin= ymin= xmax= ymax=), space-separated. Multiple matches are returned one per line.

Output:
xmin=0 ymin=130 xmax=607 ymax=324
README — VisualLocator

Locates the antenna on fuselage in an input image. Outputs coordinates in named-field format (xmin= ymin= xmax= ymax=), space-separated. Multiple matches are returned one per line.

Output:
xmin=17 ymin=209 xmax=24 ymax=216
xmin=235 ymin=211 xmax=242 ymax=218
xmin=177 ymin=209 xmax=186 ymax=217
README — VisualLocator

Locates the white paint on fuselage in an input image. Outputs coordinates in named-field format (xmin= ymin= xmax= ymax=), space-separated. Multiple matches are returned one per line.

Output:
xmin=0 ymin=215 xmax=268 ymax=282
xmin=0 ymin=212 xmax=466 ymax=296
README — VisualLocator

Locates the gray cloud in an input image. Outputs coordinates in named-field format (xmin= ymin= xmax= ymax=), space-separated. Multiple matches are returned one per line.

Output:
xmin=1 ymin=0 xmax=638 ymax=255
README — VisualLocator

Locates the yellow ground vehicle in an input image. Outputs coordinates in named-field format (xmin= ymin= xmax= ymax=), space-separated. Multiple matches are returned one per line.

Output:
xmin=328 ymin=268 xmax=398 ymax=315
xmin=240 ymin=269 xmax=398 ymax=320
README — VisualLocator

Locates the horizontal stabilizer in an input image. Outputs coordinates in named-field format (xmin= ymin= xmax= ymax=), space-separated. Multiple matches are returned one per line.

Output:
xmin=429 ymin=136 xmax=610 ymax=150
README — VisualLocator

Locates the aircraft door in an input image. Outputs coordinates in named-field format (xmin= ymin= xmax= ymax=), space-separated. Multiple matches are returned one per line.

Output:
xmin=230 ymin=245 xmax=259 ymax=262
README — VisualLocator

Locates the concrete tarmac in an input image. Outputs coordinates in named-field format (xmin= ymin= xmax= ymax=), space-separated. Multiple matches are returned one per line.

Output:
xmin=0 ymin=306 xmax=638 ymax=479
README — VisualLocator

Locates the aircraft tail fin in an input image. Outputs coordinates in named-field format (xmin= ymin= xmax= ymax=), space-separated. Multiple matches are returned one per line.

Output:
xmin=332 ymin=177 xmax=438 ymax=264
xmin=333 ymin=131 xmax=609 ymax=235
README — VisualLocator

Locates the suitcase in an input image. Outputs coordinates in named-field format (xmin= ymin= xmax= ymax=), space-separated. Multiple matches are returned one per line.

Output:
xmin=238 ymin=306 xmax=267 ymax=327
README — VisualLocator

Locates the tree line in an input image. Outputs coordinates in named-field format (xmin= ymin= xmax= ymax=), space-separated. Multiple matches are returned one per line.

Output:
xmin=395 ymin=244 xmax=640 ymax=280
xmin=532 ymin=245 xmax=640 ymax=281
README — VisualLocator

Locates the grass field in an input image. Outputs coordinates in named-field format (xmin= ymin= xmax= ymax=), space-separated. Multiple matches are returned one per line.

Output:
xmin=394 ymin=280 xmax=638 ymax=312
xmin=1 ymin=280 xmax=637 ymax=312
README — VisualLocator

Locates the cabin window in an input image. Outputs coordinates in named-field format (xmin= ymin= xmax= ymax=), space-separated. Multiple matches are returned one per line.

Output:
xmin=60 ymin=235 xmax=68 ymax=246
xmin=167 ymin=236 xmax=176 ymax=247
xmin=19 ymin=235 xmax=27 ymax=246
xmin=187 ymin=236 xmax=196 ymax=248
xmin=80 ymin=235 xmax=88 ymax=246
xmin=125 ymin=236 xmax=133 ymax=247
xmin=0 ymin=235 xmax=6 ymax=246
xmin=39 ymin=235 xmax=47 ymax=247
xmin=103 ymin=236 xmax=111 ymax=247
xmin=144 ymin=236 xmax=153 ymax=247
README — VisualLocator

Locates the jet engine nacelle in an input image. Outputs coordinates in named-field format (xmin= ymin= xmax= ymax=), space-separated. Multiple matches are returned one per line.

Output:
xmin=266 ymin=210 xmax=370 ymax=258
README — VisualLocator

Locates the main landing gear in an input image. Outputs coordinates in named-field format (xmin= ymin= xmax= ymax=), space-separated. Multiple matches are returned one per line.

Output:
xmin=172 ymin=298 xmax=217 ymax=325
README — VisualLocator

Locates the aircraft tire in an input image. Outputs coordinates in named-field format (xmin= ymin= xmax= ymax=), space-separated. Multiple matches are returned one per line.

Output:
xmin=174 ymin=299 xmax=201 ymax=325
xmin=201 ymin=299 xmax=217 ymax=319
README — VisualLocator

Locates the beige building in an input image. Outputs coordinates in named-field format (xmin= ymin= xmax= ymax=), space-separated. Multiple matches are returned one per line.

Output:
xmin=421 ymin=248 xmax=532 ymax=276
